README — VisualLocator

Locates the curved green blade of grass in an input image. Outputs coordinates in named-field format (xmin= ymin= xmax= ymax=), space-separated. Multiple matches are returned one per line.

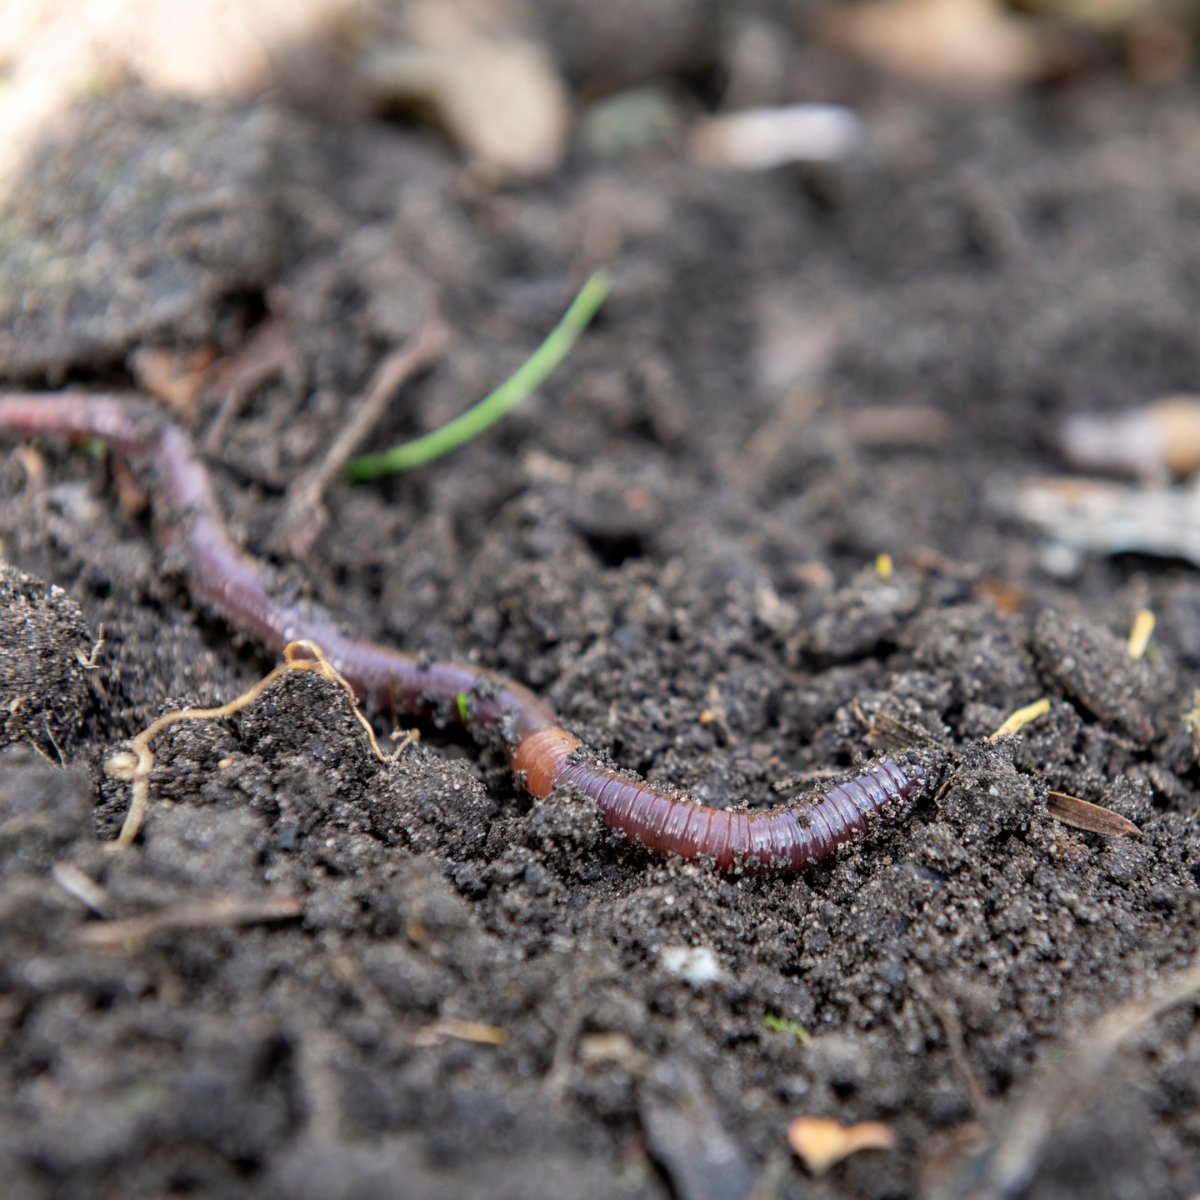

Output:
xmin=345 ymin=270 xmax=610 ymax=480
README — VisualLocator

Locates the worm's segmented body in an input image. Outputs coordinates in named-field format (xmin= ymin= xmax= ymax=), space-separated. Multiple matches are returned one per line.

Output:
xmin=0 ymin=393 xmax=924 ymax=871
xmin=513 ymin=728 xmax=920 ymax=870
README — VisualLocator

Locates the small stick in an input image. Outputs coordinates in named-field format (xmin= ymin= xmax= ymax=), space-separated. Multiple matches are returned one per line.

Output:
xmin=936 ymin=955 xmax=1200 ymax=1200
xmin=202 ymin=316 xmax=294 ymax=454
xmin=542 ymin=968 xmax=607 ymax=1099
xmin=852 ymin=698 xmax=938 ymax=749
xmin=77 ymin=892 xmax=303 ymax=948
xmin=279 ymin=314 xmax=448 ymax=556
xmin=911 ymin=973 xmax=993 ymax=1119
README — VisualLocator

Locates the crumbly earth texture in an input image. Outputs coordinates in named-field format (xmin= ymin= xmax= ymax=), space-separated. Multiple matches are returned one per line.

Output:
xmin=4 ymin=11 xmax=1200 ymax=1200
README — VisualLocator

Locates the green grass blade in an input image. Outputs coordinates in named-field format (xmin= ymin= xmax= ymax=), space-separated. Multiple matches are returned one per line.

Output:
xmin=346 ymin=270 xmax=610 ymax=480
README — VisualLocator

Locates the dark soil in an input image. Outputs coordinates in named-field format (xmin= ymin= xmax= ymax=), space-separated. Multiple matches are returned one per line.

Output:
xmin=5 ymin=10 xmax=1200 ymax=1199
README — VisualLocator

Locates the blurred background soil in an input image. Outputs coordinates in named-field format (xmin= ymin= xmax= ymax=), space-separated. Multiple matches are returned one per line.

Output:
xmin=5 ymin=2 xmax=1200 ymax=1197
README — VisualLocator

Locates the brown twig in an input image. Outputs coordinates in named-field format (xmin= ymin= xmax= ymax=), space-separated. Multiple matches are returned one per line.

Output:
xmin=934 ymin=955 xmax=1200 ymax=1199
xmin=202 ymin=316 xmax=295 ymax=454
xmin=852 ymin=698 xmax=939 ymax=749
xmin=77 ymin=892 xmax=303 ymax=948
xmin=542 ymin=968 xmax=603 ymax=1099
xmin=278 ymin=314 xmax=448 ymax=557
xmin=911 ymin=973 xmax=993 ymax=1120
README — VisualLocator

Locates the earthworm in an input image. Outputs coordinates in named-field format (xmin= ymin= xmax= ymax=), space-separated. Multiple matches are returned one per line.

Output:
xmin=0 ymin=392 xmax=924 ymax=870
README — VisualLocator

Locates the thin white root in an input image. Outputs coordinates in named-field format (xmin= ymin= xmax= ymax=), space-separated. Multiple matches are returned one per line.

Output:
xmin=105 ymin=639 xmax=406 ymax=848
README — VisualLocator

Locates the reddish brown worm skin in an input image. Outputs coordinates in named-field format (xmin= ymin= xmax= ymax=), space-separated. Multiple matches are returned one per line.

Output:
xmin=1 ymin=393 xmax=924 ymax=871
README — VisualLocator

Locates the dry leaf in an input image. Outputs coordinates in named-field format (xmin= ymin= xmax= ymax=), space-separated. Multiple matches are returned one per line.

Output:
xmin=357 ymin=37 xmax=568 ymax=175
xmin=788 ymin=1116 xmax=897 ymax=1174
xmin=1012 ymin=475 xmax=1200 ymax=568
xmin=690 ymin=104 xmax=863 ymax=170
xmin=1026 ymin=0 xmax=1174 ymax=35
xmin=976 ymin=576 xmax=1026 ymax=615
xmin=1059 ymin=396 xmax=1200 ymax=481
xmin=822 ymin=0 xmax=1042 ymax=89
xmin=1046 ymin=792 xmax=1141 ymax=837
xmin=129 ymin=346 xmax=218 ymax=416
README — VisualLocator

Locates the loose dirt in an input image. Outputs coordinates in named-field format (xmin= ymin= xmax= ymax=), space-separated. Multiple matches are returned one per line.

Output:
xmin=4 ymin=10 xmax=1200 ymax=1198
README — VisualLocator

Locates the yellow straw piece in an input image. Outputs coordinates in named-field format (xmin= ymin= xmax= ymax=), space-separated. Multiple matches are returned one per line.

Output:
xmin=989 ymin=697 xmax=1051 ymax=742
xmin=1127 ymin=608 xmax=1155 ymax=659
xmin=413 ymin=1018 xmax=508 ymax=1047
